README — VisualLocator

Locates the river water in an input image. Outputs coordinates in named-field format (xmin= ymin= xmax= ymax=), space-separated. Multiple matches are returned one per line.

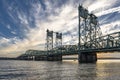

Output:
xmin=0 ymin=60 xmax=120 ymax=80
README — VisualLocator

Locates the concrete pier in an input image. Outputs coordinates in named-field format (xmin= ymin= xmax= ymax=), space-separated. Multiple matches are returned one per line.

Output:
xmin=33 ymin=55 xmax=62 ymax=61
xmin=34 ymin=56 xmax=47 ymax=61
xmin=78 ymin=52 xmax=97 ymax=63
xmin=47 ymin=55 xmax=62 ymax=61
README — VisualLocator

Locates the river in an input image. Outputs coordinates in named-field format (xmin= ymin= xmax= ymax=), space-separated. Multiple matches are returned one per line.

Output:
xmin=0 ymin=60 xmax=120 ymax=80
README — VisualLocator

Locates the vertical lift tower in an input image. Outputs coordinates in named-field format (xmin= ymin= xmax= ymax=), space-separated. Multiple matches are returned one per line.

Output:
xmin=46 ymin=29 xmax=62 ymax=61
xmin=78 ymin=5 xmax=102 ymax=63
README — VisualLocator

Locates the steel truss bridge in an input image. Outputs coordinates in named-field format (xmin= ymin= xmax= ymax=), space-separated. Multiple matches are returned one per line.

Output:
xmin=18 ymin=5 xmax=120 ymax=63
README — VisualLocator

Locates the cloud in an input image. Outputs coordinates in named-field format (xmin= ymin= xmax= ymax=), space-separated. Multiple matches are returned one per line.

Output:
xmin=95 ymin=6 xmax=120 ymax=17
xmin=100 ymin=20 xmax=120 ymax=34
xmin=88 ymin=0 xmax=111 ymax=12
xmin=6 ymin=24 xmax=11 ymax=30
xmin=0 ymin=0 xmax=120 ymax=57
xmin=11 ymin=31 xmax=16 ymax=35
xmin=87 ymin=0 xmax=118 ymax=13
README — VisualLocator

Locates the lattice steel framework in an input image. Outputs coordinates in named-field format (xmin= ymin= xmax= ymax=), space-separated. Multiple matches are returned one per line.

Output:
xmin=55 ymin=32 xmax=62 ymax=54
xmin=46 ymin=29 xmax=62 ymax=55
xmin=78 ymin=5 xmax=102 ymax=50
xmin=55 ymin=32 xmax=62 ymax=48
xmin=46 ymin=29 xmax=53 ymax=55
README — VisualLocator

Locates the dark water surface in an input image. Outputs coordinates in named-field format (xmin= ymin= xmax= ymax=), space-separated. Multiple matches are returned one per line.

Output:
xmin=0 ymin=60 xmax=120 ymax=80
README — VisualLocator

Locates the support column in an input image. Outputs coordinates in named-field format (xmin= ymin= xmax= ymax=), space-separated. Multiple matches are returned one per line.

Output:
xmin=34 ymin=55 xmax=62 ymax=61
xmin=47 ymin=55 xmax=62 ymax=61
xmin=35 ymin=56 xmax=47 ymax=61
xmin=78 ymin=52 xmax=97 ymax=63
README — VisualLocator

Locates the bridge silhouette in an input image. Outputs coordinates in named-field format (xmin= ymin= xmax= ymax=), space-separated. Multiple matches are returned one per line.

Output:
xmin=17 ymin=5 xmax=120 ymax=63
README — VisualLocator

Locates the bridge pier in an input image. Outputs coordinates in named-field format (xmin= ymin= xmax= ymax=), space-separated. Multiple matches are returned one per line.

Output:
xmin=47 ymin=55 xmax=62 ymax=61
xmin=78 ymin=52 xmax=97 ymax=63
xmin=33 ymin=55 xmax=62 ymax=61
xmin=34 ymin=56 xmax=47 ymax=61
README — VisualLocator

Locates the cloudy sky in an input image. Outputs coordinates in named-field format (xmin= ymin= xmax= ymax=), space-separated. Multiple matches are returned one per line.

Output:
xmin=0 ymin=0 xmax=120 ymax=57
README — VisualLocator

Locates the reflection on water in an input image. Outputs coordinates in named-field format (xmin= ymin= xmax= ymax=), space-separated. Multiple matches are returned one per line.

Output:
xmin=0 ymin=60 xmax=120 ymax=80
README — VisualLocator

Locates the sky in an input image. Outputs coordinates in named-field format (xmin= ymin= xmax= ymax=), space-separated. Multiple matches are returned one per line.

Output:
xmin=0 ymin=0 xmax=120 ymax=57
